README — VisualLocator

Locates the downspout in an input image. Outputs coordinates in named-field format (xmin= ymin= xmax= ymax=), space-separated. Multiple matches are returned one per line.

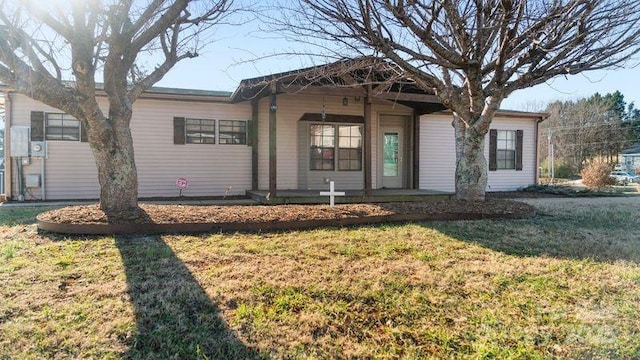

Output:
xmin=534 ymin=115 xmax=547 ymax=185
xmin=3 ymin=91 xmax=11 ymax=199
xmin=41 ymin=153 xmax=46 ymax=201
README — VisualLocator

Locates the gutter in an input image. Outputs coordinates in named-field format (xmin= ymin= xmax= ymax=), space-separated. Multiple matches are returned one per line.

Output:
xmin=534 ymin=114 xmax=549 ymax=185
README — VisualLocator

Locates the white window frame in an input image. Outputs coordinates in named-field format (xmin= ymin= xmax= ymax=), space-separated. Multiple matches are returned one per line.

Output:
xmin=310 ymin=123 xmax=363 ymax=171
xmin=45 ymin=113 xmax=80 ymax=141
xmin=497 ymin=130 xmax=516 ymax=170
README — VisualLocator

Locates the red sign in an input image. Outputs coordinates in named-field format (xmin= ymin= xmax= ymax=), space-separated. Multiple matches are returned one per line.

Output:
xmin=176 ymin=177 xmax=189 ymax=189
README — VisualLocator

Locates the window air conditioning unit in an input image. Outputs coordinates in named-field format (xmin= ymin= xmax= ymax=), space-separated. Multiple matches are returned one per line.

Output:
xmin=31 ymin=141 xmax=47 ymax=158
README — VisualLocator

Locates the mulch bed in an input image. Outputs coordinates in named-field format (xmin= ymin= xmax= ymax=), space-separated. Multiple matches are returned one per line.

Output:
xmin=37 ymin=199 xmax=536 ymax=235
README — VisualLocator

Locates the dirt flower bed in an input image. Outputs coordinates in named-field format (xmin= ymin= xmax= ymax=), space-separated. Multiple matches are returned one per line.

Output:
xmin=38 ymin=199 xmax=535 ymax=225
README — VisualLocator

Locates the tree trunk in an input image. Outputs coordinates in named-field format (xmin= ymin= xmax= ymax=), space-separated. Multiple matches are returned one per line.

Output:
xmin=453 ymin=118 xmax=488 ymax=201
xmin=86 ymin=113 xmax=141 ymax=221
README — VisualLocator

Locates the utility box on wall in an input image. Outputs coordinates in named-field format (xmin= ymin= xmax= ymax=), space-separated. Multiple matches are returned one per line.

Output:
xmin=25 ymin=174 xmax=41 ymax=188
xmin=10 ymin=126 xmax=30 ymax=157
xmin=31 ymin=141 xmax=47 ymax=158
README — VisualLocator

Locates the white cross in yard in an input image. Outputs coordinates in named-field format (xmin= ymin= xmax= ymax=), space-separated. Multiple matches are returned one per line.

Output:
xmin=320 ymin=181 xmax=345 ymax=207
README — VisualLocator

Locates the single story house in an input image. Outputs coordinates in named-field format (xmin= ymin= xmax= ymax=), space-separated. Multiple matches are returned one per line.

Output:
xmin=620 ymin=143 xmax=640 ymax=174
xmin=1 ymin=59 xmax=547 ymax=202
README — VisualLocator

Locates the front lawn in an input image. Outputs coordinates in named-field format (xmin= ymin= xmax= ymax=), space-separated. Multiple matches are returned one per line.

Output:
xmin=1 ymin=198 xmax=640 ymax=358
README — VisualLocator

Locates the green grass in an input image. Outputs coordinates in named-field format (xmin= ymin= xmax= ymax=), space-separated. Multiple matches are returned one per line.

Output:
xmin=0 ymin=206 xmax=58 ymax=226
xmin=2 ymin=198 xmax=640 ymax=358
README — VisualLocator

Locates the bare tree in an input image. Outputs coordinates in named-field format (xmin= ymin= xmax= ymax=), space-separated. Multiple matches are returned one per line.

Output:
xmin=541 ymin=92 xmax=636 ymax=176
xmin=273 ymin=0 xmax=640 ymax=201
xmin=0 ymin=0 xmax=231 ymax=218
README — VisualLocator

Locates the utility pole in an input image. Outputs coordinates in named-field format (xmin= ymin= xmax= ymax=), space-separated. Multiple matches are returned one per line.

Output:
xmin=548 ymin=130 xmax=554 ymax=184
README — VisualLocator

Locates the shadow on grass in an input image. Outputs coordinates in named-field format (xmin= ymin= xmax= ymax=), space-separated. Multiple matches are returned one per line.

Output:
xmin=115 ymin=234 xmax=263 ymax=359
xmin=419 ymin=211 xmax=640 ymax=263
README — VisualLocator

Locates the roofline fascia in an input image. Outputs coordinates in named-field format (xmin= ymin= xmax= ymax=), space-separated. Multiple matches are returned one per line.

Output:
xmin=0 ymin=85 xmax=233 ymax=103
xmin=431 ymin=109 xmax=549 ymax=120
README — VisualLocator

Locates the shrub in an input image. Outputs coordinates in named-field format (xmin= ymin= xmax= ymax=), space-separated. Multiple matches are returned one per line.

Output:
xmin=554 ymin=164 xmax=576 ymax=179
xmin=580 ymin=160 xmax=615 ymax=190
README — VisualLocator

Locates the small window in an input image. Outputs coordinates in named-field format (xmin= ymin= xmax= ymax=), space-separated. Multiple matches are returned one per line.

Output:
xmin=186 ymin=118 xmax=215 ymax=144
xmin=46 ymin=113 xmax=80 ymax=141
xmin=310 ymin=124 xmax=335 ymax=170
xmin=219 ymin=120 xmax=247 ymax=145
xmin=497 ymin=130 xmax=516 ymax=170
xmin=338 ymin=125 xmax=362 ymax=171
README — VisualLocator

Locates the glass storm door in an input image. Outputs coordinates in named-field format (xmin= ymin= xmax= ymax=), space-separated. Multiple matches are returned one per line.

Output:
xmin=382 ymin=128 xmax=403 ymax=188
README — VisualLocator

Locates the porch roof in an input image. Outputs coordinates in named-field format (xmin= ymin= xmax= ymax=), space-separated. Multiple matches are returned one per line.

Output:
xmin=229 ymin=57 xmax=447 ymax=114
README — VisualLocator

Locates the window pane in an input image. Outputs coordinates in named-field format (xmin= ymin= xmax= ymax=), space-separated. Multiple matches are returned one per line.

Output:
xmin=337 ymin=125 xmax=362 ymax=171
xmin=497 ymin=150 xmax=515 ymax=169
xmin=322 ymin=148 xmax=334 ymax=159
xmin=63 ymin=129 xmax=80 ymax=141
xmin=338 ymin=136 xmax=350 ymax=148
xmin=219 ymin=120 xmax=247 ymax=145
xmin=497 ymin=130 xmax=516 ymax=150
xmin=186 ymin=118 xmax=216 ymax=144
xmin=46 ymin=113 xmax=80 ymax=141
xmin=310 ymin=124 xmax=336 ymax=170
xmin=496 ymin=130 xmax=517 ymax=169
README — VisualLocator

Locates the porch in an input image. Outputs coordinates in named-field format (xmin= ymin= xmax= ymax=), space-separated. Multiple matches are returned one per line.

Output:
xmin=246 ymin=188 xmax=453 ymax=205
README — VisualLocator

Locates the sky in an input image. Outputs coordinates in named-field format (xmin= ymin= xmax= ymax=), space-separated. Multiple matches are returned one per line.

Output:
xmin=154 ymin=13 xmax=640 ymax=113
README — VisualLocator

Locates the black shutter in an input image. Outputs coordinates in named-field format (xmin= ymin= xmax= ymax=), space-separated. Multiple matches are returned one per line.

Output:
xmin=489 ymin=129 xmax=497 ymax=171
xmin=80 ymin=120 xmax=88 ymax=142
xmin=515 ymin=129 xmax=523 ymax=171
xmin=31 ymin=111 xmax=45 ymax=141
xmin=174 ymin=117 xmax=185 ymax=144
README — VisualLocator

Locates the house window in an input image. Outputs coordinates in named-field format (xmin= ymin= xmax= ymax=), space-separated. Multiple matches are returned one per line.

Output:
xmin=497 ymin=130 xmax=516 ymax=169
xmin=219 ymin=120 xmax=247 ymax=144
xmin=310 ymin=124 xmax=363 ymax=171
xmin=310 ymin=124 xmax=335 ymax=170
xmin=338 ymin=125 xmax=362 ymax=171
xmin=45 ymin=113 xmax=80 ymax=141
xmin=186 ymin=118 xmax=215 ymax=144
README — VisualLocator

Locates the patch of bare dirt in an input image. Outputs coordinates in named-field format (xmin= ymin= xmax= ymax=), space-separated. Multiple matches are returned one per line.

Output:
xmin=38 ymin=199 xmax=536 ymax=225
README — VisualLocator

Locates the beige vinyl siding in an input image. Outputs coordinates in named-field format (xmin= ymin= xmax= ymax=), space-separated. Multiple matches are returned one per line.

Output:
xmin=485 ymin=118 xmax=537 ymax=191
xmin=131 ymin=98 xmax=252 ymax=198
xmin=419 ymin=114 xmax=456 ymax=192
xmin=41 ymin=142 xmax=99 ymax=199
xmin=419 ymin=114 xmax=537 ymax=192
xmin=8 ymin=94 xmax=98 ymax=200
xmin=8 ymin=94 xmax=252 ymax=200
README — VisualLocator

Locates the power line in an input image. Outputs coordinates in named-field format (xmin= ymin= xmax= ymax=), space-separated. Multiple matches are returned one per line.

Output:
xmin=545 ymin=139 xmax=636 ymax=147
xmin=543 ymin=123 xmax=637 ymax=131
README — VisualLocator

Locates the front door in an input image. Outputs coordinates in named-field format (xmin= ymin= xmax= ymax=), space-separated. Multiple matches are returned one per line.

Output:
xmin=381 ymin=127 xmax=404 ymax=188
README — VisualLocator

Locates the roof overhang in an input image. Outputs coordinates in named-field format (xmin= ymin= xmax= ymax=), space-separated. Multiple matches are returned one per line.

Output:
xmin=0 ymin=83 xmax=232 ymax=103
xmin=431 ymin=108 xmax=549 ymax=120
xmin=229 ymin=57 xmax=445 ymax=113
